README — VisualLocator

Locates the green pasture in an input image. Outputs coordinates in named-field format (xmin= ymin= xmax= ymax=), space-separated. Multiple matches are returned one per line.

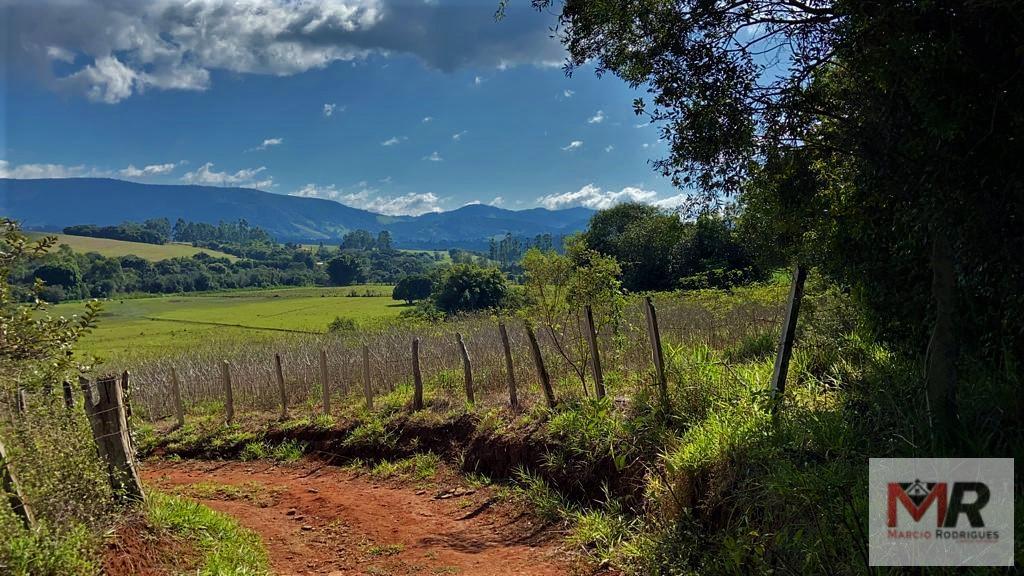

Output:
xmin=46 ymin=285 xmax=400 ymax=360
xmin=31 ymin=233 xmax=238 ymax=261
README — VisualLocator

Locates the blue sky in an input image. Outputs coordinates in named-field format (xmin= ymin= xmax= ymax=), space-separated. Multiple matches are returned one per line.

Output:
xmin=1 ymin=0 xmax=686 ymax=215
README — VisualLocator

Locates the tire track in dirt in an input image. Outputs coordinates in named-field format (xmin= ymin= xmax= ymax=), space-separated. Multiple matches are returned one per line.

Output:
xmin=142 ymin=460 xmax=573 ymax=576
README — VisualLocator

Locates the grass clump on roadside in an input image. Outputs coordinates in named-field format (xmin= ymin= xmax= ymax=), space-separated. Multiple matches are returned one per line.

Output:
xmin=145 ymin=492 xmax=269 ymax=576
xmin=369 ymin=453 xmax=441 ymax=482
xmin=239 ymin=439 xmax=305 ymax=462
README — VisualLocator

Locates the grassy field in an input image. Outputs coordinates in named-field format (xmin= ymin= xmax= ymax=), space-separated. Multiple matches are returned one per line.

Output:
xmin=30 ymin=233 xmax=238 ymax=261
xmin=47 ymin=285 xmax=401 ymax=360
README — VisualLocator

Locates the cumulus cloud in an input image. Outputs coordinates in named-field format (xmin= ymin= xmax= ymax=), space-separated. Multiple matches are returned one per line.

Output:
xmin=119 ymin=162 xmax=177 ymax=178
xmin=323 ymin=103 xmax=340 ymax=116
xmin=537 ymin=184 xmax=661 ymax=210
xmin=291 ymin=182 xmax=442 ymax=216
xmin=5 ymin=0 xmax=565 ymax=103
xmin=474 ymin=75 xmax=484 ymax=86
xmin=381 ymin=136 xmax=406 ymax=146
xmin=604 ymin=145 xmax=614 ymax=153
xmin=423 ymin=151 xmax=443 ymax=162
xmin=490 ymin=196 xmax=505 ymax=206
xmin=421 ymin=116 xmax=433 ymax=123
xmin=0 ymin=160 xmax=107 ymax=179
xmin=452 ymin=130 xmax=467 ymax=141
xmin=180 ymin=162 xmax=273 ymax=189
xmin=561 ymin=140 xmax=583 ymax=151
xmin=562 ymin=89 xmax=574 ymax=98
xmin=587 ymin=110 xmax=605 ymax=124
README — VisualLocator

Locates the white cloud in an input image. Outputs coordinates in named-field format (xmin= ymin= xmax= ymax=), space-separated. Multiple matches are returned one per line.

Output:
xmin=250 ymin=137 xmax=283 ymax=151
xmin=0 ymin=160 xmax=107 ymax=179
xmin=8 ymin=0 xmax=565 ymax=103
xmin=180 ymin=162 xmax=273 ymax=189
xmin=474 ymin=75 xmax=484 ymax=86
xmin=452 ymin=130 xmax=467 ymax=141
xmin=537 ymin=184 xmax=659 ymax=210
xmin=423 ymin=151 xmax=443 ymax=162
xmin=604 ymin=145 xmax=614 ymax=153
xmin=650 ymin=193 xmax=692 ymax=210
xmin=119 ymin=162 xmax=177 ymax=178
xmin=587 ymin=110 xmax=605 ymax=124
xmin=291 ymin=183 xmax=443 ymax=216
xmin=562 ymin=89 xmax=574 ymax=98
xmin=323 ymin=103 xmax=341 ymax=117
xmin=381 ymin=136 xmax=406 ymax=146
xmin=561 ymin=140 xmax=583 ymax=151
xmin=421 ymin=116 xmax=433 ymax=123
xmin=490 ymin=196 xmax=505 ymax=206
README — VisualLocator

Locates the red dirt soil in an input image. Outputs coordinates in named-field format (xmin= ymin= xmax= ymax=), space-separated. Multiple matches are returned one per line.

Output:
xmin=141 ymin=460 xmax=576 ymax=576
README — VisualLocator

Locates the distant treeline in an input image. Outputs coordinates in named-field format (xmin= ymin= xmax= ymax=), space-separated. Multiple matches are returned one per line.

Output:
xmin=62 ymin=217 xmax=274 ymax=247
xmin=63 ymin=218 xmax=172 ymax=245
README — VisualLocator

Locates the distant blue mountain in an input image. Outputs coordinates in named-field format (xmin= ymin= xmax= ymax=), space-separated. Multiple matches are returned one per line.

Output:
xmin=0 ymin=178 xmax=594 ymax=249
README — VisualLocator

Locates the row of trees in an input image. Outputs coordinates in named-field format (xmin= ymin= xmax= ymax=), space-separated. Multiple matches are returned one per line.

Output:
xmin=63 ymin=219 xmax=172 ymax=245
xmin=171 ymin=218 xmax=272 ymax=245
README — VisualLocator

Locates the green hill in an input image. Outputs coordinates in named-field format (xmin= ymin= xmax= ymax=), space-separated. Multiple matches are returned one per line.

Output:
xmin=32 ymin=233 xmax=238 ymax=261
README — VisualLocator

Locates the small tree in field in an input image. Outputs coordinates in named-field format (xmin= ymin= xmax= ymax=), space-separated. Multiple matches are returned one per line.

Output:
xmin=326 ymin=254 xmax=366 ymax=286
xmin=521 ymin=236 xmax=624 ymax=396
xmin=431 ymin=264 xmax=509 ymax=315
xmin=393 ymin=274 xmax=433 ymax=304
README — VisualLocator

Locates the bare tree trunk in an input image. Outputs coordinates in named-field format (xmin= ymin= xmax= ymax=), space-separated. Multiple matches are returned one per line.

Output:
xmin=925 ymin=234 xmax=958 ymax=436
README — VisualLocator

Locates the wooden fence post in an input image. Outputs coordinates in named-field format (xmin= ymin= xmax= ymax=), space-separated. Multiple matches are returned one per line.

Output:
xmin=63 ymin=381 xmax=75 ymax=410
xmin=362 ymin=345 xmax=373 ymax=409
xmin=274 ymin=353 xmax=289 ymax=420
xmin=583 ymin=305 xmax=605 ymax=399
xmin=319 ymin=348 xmax=331 ymax=417
xmin=770 ymin=265 xmax=807 ymax=411
xmin=80 ymin=376 xmax=145 ymax=502
xmin=498 ymin=322 xmax=518 ymax=410
xmin=0 ymin=438 xmax=35 ymax=529
xmin=15 ymin=388 xmax=26 ymax=415
xmin=412 ymin=338 xmax=424 ymax=411
xmin=525 ymin=323 xmax=556 ymax=408
xmin=169 ymin=367 xmax=185 ymax=428
xmin=455 ymin=333 xmax=475 ymax=405
xmin=644 ymin=296 xmax=668 ymax=406
xmin=221 ymin=361 xmax=235 ymax=424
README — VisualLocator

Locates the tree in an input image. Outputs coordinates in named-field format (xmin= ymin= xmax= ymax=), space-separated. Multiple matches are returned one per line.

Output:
xmin=522 ymin=236 xmax=624 ymax=394
xmin=376 ymin=230 xmax=393 ymax=252
xmin=34 ymin=262 xmax=82 ymax=292
xmin=325 ymin=254 xmax=366 ymax=286
xmin=393 ymin=274 xmax=433 ymax=304
xmin=431 ymin=264 xmax=509 ymax=315
xmin=582 ymin=203 xmax=685 ymax=291
xmin=529 ymin=0 xmax=1024 ymax=430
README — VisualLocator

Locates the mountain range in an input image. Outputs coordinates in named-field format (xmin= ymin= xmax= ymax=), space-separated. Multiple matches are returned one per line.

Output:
xmin=0 ymin=178 xmax=594 ymax=249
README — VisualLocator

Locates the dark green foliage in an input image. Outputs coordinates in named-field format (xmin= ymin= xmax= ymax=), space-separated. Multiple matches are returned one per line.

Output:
xmin=582 ymin=204 xmax=762 ymax=291
xmin=392 ymin=274 xmax=433 ymax=304
xmin=431 ymin=264 xmax=509 ymax=314
xmin=172 ymin=218 xmax=271 ymax=244
xmin=325 ymin=253 xmax=367 ymax=286
xmin=64 ymin=218 xmax=170 ymax=244
xmin=32 ymin=262 xmax=82 ymax=291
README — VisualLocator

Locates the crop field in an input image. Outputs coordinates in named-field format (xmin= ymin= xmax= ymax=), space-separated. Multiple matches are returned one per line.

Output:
xmin=30 ymin=233 xmax=238 ymax=261
xmin=46 ymin=285 xmax=400 ymax=361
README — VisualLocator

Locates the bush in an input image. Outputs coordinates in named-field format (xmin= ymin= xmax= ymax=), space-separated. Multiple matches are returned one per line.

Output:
xmin=392 ymin=274 xmax=433 ymax=304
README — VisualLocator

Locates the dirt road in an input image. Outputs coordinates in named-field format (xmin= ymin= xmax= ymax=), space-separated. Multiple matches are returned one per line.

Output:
xmin=142 ymin=460 xmax=573 ymax=576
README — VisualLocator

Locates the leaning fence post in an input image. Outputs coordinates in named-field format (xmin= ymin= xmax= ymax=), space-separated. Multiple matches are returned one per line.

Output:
xmin=583 ymin=305 xmax=605 ymax=399
xmin=169 ymin=367 xmax=185 ymax=428
xmin=498 ymin=322 xmax=519 ymax=410
xmin=644 ymin=296 xmax=668 ymax=406
xmin=63 ymin=380 xmax=75 ymax=410
xmin=274 ymin=353 xmax=289 ymax=420
xmin=15 ymin=388 xmax=26 ymax=415
xmin=362 ymin=345 xmax=374 ymax=409
xmin=221 ymin=361 xmax=235 ymax=424
xmin=455 ymin=333 xmax=475 ymax=405
xmin=770 ymin=265 xmax=807 ymax=412
xmin=0 ymin=438 xmax=35 ymax=529
xmin=319 ymin=348 xmax=331 ymax=417
xmin=81 ymin=376 xmax=145 ymax=502
xmin=525 ymin=323 xmax=556 ymax=408
xmin=412 ymin=337 xmax=424 ymax=411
